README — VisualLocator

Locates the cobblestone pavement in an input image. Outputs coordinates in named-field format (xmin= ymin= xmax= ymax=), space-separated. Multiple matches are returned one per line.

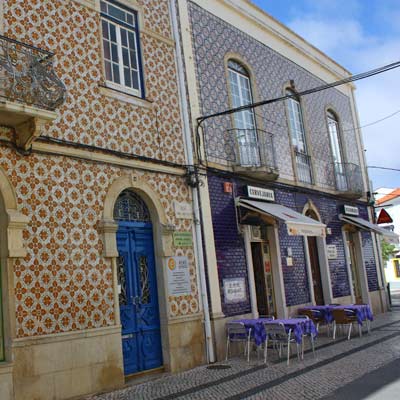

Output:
xmin=84 ymin=310 xmax=400 ymax=400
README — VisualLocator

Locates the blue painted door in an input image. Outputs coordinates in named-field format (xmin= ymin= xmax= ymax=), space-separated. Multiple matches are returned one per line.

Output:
xmin=116 ymin=221 xmax=163 ymax=375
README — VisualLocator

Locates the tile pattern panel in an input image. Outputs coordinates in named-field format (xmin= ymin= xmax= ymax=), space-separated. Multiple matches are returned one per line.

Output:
xmin=189 ymin=2 xmax=360 ymax=187
xmin=0 ymin=146 xmax=198 ymax=337
xmin=4 ymin=0 xmax=185 ymax=165
xmin=208 ymin=173 xmax=376 ymax=314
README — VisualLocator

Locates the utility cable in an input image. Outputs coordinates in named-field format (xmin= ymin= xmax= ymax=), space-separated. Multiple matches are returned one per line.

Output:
xmin=197 ymin=60 xmax=400 ymax=123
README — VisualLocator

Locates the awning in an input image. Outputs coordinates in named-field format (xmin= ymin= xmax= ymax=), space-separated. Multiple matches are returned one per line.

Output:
xmin=339 ymin=214 xmax=399 ymax=244
xmin=238 ymin=199 xmax=326 ymax=237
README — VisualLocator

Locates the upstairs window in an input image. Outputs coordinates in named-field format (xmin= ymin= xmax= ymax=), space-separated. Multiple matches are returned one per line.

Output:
xmin=101 ymin=0 xmax=142 ymax=96
xmin=286 ymin=89 xmax=307 ymax=154
xmin=227 ymin=60 xmax=260 ymax=166
xmin=327 ymin=111 xmax=344 ymax=165
xmin=286 ymin=89 xmax=312 ymax=183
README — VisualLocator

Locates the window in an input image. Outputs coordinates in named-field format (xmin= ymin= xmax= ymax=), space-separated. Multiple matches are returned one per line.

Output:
xmin=394 ymin=259 xmax=400 ymax=278
xmin=286 ymin=89 xmax=312 ymax=183
xmin=327 ymin=111 xmax=346 ymax=190
xmin=101 ymin=0 xmax=142 ymax=96
xmin=228 ymin=60 xmax=259 ymax=166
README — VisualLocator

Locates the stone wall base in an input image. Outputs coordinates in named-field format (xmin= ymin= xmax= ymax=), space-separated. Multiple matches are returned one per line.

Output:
xmin=10 ymin=325 xmax=124 ymax=400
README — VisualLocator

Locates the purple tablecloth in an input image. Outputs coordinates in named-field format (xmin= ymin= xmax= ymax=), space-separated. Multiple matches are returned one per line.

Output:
xmin=299 ymin=304 xmax=373 ymax=325
xmin=265 ymin=318 xmax=317 ymax=344
xmin=232 ymin=318 xmax=317 ymax=345
xmin=232 ymin=318 xmax=273 ymax=346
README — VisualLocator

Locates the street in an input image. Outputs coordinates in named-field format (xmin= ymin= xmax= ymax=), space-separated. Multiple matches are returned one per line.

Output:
xmin=84 ymin=308 xmax=400 ymax=400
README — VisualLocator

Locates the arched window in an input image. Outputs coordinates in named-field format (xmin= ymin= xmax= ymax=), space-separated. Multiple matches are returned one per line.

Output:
xmin=327 ymin=110 xmax=346 ymax=190
xmin=227 ymin=60 xmax=259 ymax=166
xmin=113 ymin=190 xmax=151 ymax=222
xmin=286 ymin=89 xmax=312 ymax=183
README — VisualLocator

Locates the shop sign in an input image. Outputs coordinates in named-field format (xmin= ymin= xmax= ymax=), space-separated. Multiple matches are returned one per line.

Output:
xmin=173 ymin=201 xmax=193 ymax=219
xmin=246 ymin=186 xmax=275 ymax=202
xmin=223 ymin=278 xmax=246 ymax=303
xmin=326 ymin=245 xmax=338 ymax=260
xmin=343 ymin=205 xmax=359 ymax=216
xmin=166 ymin=256 xmax=191 ymax=296
xmin=173 ymin=231 xmax=193 ymax=247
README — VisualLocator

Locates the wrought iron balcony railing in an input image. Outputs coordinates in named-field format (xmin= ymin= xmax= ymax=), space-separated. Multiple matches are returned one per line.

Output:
xmin=333 ymin=162 xmax=363 ymax=197
xmin=294 ymin=150 xmax=313 ymax=184
xmin=229 ymin=128 xmax=277 ymax=171
xmin=0 ymin=35 xmax=66 ymax=110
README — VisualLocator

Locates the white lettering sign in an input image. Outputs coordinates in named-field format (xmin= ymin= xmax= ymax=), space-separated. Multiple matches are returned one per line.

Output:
xmin=166 ymin=256 xmax=191 ymax=296
xmin=223 ymin=278 xmax=246 ymax=303
xmin=344 ymin=205 xmax=359 ymax=216
xmin=174 ymin=201 xmax=193 ymax=219
xmin=247 ymin=186 xmax=275 ymax=202
xmin=327 ymin=245 xmax=338 ymax=259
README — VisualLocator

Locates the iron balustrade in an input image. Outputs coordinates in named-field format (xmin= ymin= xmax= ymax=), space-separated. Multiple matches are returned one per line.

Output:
xmin=294 ymin=150 xmax=313 ymax=184
xmin=333 ymin=162 xmax=363 ymax=195
xmin=0 ymin=35 xmax=66 ymax=110
xmin=228 ymin=128 xmax=277 ymax=170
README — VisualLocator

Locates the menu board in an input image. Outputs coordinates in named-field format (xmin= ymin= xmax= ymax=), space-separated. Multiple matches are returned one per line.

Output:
xmin=166 ymin=256 xmax=191 ymax=296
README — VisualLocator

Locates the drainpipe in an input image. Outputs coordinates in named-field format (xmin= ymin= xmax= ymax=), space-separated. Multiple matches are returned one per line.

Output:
xmin=169 ymin=0 xmax=215 ymax=363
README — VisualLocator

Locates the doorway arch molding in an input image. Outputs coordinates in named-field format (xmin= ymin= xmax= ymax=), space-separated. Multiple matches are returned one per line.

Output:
xmin=0 ymin=166 xmax=29 ymax=258
xmin=100 ymin=174 xmax=173 ymax=259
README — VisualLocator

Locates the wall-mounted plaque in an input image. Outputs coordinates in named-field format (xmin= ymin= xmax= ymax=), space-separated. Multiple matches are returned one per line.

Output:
xmin=166 ymin=256 xmax=191 ymax=296
xmin=173 ymin=231 xmax=193 ymax=247
xmin=327 ymin=245 xmax=338 ymax=259
xmin=223 ymin=278 xmax=246 ymax=303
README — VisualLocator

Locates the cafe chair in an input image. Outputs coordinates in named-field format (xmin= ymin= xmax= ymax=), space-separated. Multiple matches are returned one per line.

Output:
xmin=258 ymin=315 xmax=275 ymax=320
xmin=264 ymin=322 xmax=300 ymax=366
xmin=332 ymin=309 xmax=361 ymax=340
xmin=291 ymin=315 xmax=315 ymax=359
xmin=299 ymin=309 xmax=328 ymax=335
xmin=225 ymin=322 xmax=252 ymax=362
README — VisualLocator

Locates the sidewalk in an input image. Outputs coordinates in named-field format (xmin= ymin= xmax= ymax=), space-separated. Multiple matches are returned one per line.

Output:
xmin=83 ymin=309 xmax=400 ymax=400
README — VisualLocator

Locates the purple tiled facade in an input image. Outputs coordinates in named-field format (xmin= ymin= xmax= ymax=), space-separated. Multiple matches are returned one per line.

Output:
xmin=187 ymin=1 xmax=380 ymax=317
xmin=208 ymin=173 xmax=377 ymax=316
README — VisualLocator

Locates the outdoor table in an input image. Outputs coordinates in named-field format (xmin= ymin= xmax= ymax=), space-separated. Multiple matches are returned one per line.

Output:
xmin=299 ymin=304 xmax=373 ymax=326
xmin=264 ymin=318 xmax=317 ymax=344
xmin=231 ymin=318 xmax=274 ymax=346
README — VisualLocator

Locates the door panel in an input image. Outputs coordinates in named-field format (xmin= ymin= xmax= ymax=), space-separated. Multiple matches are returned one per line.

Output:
xmin=251 ymin=242 xmax=268 ymax=316
xmin=117 ymin=223 xmax=162 ymax=375
xmin=307 ymin=236 xmax=324 ymax=305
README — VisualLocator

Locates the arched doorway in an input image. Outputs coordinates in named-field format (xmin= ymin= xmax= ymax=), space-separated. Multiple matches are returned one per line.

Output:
xmin=114 ymin=189 xmax=163 ymax=375
xmin=306 ymin=209 xmax=325 ymax=305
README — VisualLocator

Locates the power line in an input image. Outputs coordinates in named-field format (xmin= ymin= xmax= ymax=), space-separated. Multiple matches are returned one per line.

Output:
xmin=368 ymin=166 xmax=400 ymax=172
xmin=197 ymin=60 xmax=400 ymax=123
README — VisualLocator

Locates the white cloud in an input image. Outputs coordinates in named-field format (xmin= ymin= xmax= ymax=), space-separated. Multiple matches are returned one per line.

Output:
xmin=284 ymin=9 xmax=400 ymax=188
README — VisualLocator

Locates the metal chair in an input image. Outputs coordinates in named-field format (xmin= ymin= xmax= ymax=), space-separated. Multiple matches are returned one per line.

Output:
xmin=225 ymin=322 xmax=252 ymax=362
xmin=332 ymin=309 xmax=361 ymax=340
xmin=264 ymin=322 xmax=300 ymax=366
xmin=291 ymin=315 xmax=315 ymax=358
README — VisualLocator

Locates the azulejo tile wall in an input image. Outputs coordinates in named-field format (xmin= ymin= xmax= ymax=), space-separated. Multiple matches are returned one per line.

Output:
xmin=207 ymin=173 xmax=376 ymax=315
xmin=188 ymin=2 xmax=360 ymax=187
xmin=0 ymin=146 xmax=198 ymax=337
xmin=4 ymin=0 xmax=185 ymax=164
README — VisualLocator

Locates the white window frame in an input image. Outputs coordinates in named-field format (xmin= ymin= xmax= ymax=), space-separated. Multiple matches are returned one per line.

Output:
xmin=100 ymin=0 xmax=142 ymax=97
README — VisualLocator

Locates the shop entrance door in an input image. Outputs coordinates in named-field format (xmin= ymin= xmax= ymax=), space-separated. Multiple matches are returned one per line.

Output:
xmin=251 ymin=241 xmax=276 ymax=316
xmin=307 ymin=236 xmax=324 ymax=305
xmin=346 ymin=232 xmax=362 ymax=303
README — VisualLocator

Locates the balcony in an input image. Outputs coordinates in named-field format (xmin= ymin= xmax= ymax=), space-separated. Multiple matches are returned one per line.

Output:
xmin=333 ymin=162 xmax=364 ymax=199
xmin=0 ymin=35 xmax=66 ymax=149
xmin=230 ymin=128 xmax=279 ymax=180
xmin=294 ymin=150 xmax=313 ymax=185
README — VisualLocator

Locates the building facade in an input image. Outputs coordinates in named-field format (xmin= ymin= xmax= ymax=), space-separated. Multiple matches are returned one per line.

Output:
xmin=177 ymin=0 xmax=390 ymax=358
xmin=0 ymin=1 xmax=205 ymax=399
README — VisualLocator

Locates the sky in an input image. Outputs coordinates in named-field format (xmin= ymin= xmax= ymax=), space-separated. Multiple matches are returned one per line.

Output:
xmin=252 ymin=0 xmax=400 ymax=191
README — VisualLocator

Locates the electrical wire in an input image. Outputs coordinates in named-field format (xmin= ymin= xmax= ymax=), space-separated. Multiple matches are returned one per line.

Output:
xmin=367 ymin=166 xmax=400 ymax=172
xmin=197 ymin=60 xmax=400 ymax=123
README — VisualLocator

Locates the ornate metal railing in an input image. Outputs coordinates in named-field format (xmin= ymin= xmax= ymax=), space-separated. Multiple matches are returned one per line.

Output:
xmin=333 ymin=162 xmax=363 ymax=195
xmin=0 ymin=35 xmax=66 ymax=110
xmin=294 ymin=150 xmax=313 ymax=184
xmin=228 ymin=128 xmax=277 ymax=170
